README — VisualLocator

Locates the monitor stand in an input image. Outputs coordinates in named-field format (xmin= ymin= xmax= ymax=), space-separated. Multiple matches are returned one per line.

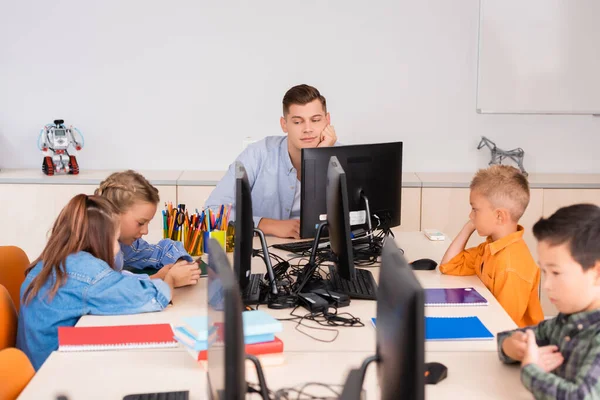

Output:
xmin=253 ymin=228 xmax=278 ymax=296
xmin=246 ymin=354 xmax=270 ymax=399
xmin=359 ymin=192 xmax=374 ymax=246
xmin=294 ymin=222 xmax=329 ymax=294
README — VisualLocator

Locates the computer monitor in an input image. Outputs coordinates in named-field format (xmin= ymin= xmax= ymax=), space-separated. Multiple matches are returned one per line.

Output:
xmin=326 ymin=156 xmax=355 ymax=281
xmin=233 ymin=162 xmax=278 ymax=302
xmin=300 ymin=142 xmax=403 ymax=238
xmin=206 ymin=239 xmax=246 ymax=400
xmin=376 ymin=238 xmax=425 ymax=399
xmin=338 ymin=238 xmax=425 ymax=400
xmin=233 ymin=162 xmax=254 ymax=290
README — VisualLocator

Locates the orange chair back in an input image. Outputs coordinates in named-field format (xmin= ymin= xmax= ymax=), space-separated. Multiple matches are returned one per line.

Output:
xmin=0 ymin=246 xmax=30 ymax=312
xmin=0 ymin=285 xmax=17 ymax=350
xmin=0 ymin=348 xmax=35 ymax=400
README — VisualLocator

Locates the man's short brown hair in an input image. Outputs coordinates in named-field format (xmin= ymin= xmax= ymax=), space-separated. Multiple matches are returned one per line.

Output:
xmin=470 ymin=165 xmax=530 ymax=222
xmin=282 ymin=84 xmax=327 ymax=116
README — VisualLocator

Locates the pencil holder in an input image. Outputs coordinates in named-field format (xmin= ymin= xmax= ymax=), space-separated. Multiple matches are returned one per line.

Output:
xmin=162 ymin=203 xmax=234 ymax=257
xmin=226 ymin=221 xmax=235 ymax=253
xmin=203 ymin=230 xmax=226 ymax=254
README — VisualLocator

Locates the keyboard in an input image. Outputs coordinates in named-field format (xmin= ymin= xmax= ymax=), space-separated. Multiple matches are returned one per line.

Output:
xmin=123 ymin=391 xmax=189 ymax=400
xmin=273 ymin=236 xmax=376 ymax=254
xmin=327 ymin=266 xmax=377 ymax=300
xmin=273 ymin=238 xmax=329 ymax=253
xmin=242 ymin=273 xmax=263 ymax=304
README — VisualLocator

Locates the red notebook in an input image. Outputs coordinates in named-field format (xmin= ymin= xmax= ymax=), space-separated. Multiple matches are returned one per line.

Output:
xmin=196 ymin=336 xmax=284 ymax=361
xmin=58 ymin=324 xmax=178 ymax=351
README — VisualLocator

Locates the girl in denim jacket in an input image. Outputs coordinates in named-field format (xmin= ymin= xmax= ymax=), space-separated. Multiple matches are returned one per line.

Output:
xmin=96 ymin=170 xmax=200 ymax=286
xmin=17 ymin=194 xmax=188 ymax=370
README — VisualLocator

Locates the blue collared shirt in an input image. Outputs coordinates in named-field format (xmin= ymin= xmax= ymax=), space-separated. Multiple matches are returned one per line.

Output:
xmin=205 ymin=136 xmax=299 ymax=228
xmin=17 ymin=251 xmax=172 ymax=370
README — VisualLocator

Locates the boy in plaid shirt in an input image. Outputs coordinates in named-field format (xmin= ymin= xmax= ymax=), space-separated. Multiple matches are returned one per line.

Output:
xmin=497 ymin=204 xmax=600 ymax=399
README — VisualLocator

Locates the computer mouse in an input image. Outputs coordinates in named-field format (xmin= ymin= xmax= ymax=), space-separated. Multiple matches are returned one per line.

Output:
xmin=424 ymin=362 xmax=448 ymax=385
xmin=410 ymin=258 xmax=438 ymax=270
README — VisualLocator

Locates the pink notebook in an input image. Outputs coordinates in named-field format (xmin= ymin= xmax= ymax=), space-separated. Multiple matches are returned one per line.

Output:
xmin=58 ymin=324 xmax=178 ymax=351
xmin=424 ymin=287 xmax=488 ymax=307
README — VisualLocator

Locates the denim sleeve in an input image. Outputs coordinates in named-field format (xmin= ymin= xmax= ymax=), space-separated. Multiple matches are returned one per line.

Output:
xmin=85 ymin=268 xmax=171 ymax=314
xmin=205 ymin=143 xmax=262 ymax=227
xmin=121 ymin=238 xmax=193 ymax=270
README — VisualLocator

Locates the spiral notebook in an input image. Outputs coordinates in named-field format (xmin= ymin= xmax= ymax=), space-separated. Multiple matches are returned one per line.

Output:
xmin=424 ymin=287 xmax=488 ymax=307
xmin=425 ymin=316 xmax=494 ymax=341
xmin=58 ymin=324 xmax=178 ymax=351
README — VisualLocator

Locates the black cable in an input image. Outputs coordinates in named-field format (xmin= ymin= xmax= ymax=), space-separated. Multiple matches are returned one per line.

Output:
xmin=273 ymin=382 xmax=344 ymax=400
xmin=356 ymin=355 xmax=379 ymax=384
xmin=246 ymin=354 xmax=270 ymax=400
xmin=277 ymin=307 xmax=340 ymax=343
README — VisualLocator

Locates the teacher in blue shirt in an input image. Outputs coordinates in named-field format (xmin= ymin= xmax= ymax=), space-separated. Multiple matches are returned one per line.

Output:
xmin=205 ymin=84 xmax=338 ymax=239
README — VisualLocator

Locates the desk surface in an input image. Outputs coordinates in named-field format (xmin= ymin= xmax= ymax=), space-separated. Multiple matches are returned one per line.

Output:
xmin=76 ymin=231 xmax=517 ymax=353
xmin=18 ymin=230 xmax=525 ymax=399
xmin=18 ymin=351 xmax=533 ymax=400
xmin=177 ymin=171 xmax=423 ymax=187
xmin=2 ymin=168 xmax=599 ymax=188
xmin=0 ymin=169 xmax=183 ymax=185
xmin=416 ymin=172 xmax=600 ymax=189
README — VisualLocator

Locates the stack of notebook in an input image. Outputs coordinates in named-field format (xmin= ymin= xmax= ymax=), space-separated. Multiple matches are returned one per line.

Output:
xmin=424 ymin=287 xmax=493 ymax=340
xmin=174 ymin=310 xmax=285 ymax=365
xmin=371 ymin=287 xmax=495 ymax=341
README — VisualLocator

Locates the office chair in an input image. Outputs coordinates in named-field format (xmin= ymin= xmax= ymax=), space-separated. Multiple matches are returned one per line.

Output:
xmin=0 ymin=246 xmax=30 ymax=312
xmin=0 ymin=348 xmax=35 ymax=400
xmin=0 ymin=284 xmax=17 ymax=350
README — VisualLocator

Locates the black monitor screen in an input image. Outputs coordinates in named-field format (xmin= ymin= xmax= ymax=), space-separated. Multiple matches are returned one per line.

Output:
xmin=300 ymin=142 xmax=402 ymax=238
xmin=326 ymin=156 xmax=355 ymax=281
xmin=207 ymin=239 xmax=246 ymax=400
xmin=376 ymin=238 xmax=425 ymax=400
xmin=233 ymin=162 xmax=254 ymax=290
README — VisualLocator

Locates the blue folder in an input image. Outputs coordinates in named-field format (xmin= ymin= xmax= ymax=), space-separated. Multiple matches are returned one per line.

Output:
xmin=425 ymin=316 xmax=494 ymax=341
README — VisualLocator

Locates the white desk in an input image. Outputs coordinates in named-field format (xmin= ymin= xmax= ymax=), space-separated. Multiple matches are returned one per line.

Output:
xmin=77 ymin=231 xmax=517 ymax=352
xmin=18 ymin=231 xmax=524 ymax=399
xmin=18 ymin=351 xmax=532 ymax=400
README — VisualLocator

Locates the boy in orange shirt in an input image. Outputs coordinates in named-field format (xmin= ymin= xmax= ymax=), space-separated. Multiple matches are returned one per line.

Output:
xmin=439 ymin=165 xmax=544 ymax=327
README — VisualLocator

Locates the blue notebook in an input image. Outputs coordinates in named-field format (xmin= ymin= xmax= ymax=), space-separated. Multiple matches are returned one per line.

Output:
xmin=181 ymin=310 xmax=283 ymax=341
xmin=173 ymin=326 xmax=274 ymax=351
xmin=425 ymin=316 xmax=494 ymax=341
xmin=424 ymin=287 xmax=488 ymax=307
xmin=242 ymin=310 xmax=283 ymax=337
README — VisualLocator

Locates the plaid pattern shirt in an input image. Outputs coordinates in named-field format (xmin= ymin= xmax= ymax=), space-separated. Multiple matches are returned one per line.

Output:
xmin=498 ymin=309 xmax=600 ymax=399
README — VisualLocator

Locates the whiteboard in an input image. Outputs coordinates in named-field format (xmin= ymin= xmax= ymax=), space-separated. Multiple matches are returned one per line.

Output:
xmin=477 ymin=0 xmax=600 ymax=114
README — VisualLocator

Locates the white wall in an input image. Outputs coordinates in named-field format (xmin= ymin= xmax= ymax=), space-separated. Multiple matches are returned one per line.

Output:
xmin=1 ymin=0 xmax=598 ymax=173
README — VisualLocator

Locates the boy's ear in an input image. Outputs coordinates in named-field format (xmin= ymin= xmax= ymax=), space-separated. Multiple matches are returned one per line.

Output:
xmin=326 ymin=112 xmax=331 ymax=125
xmin=495 ymin=208 xmax=511 ymax=225
xmin=592 ymin=261 xmax=600 ymax=285
xmin=280 ymin=116 xmax=288 ymax=133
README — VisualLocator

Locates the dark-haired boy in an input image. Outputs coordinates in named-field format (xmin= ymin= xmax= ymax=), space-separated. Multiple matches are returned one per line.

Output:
xmin=498 ymin=203 xmax=600 ymax=399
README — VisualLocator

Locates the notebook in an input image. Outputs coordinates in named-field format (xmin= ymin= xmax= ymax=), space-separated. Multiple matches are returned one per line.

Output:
xmin=196 ymin=336 xmax=284 ymax=361
xmin=424 ymin=287 xmax=488 ymax=307
xmin=173 ymin=326 xmax=275 ymax=351
xmin=182 ymin=310 xmax=282 ymax=341
xmin=58 ymin=324 xmax=178 ymax=351
xmin=425 ymin=316 xmax=494 ymax=341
